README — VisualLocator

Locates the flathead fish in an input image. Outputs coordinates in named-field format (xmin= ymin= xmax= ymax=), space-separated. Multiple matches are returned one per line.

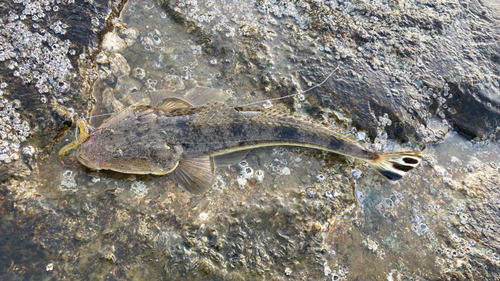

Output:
xmin=61 ymin=97 xmax=422 ymax=194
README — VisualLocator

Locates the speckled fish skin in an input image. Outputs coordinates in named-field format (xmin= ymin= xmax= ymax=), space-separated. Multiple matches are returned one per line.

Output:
xmin=77 ymin=102 xmax=373 ymax=175
xmin=77 ymin=99 xmax=422 ymax=191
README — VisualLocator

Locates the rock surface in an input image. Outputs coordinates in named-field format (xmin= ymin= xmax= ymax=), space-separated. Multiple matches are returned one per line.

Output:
xmin=157 ymin=0 xmax=500 ymax=141
xmin=1 ymin=0 xmax=500 ymax=280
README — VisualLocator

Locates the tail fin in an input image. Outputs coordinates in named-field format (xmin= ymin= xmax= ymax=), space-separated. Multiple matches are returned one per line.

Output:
xmin=369 ymin=151 xmax=423 ymax=181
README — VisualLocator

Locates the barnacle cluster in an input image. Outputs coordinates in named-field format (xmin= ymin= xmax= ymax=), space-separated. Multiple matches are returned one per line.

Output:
xmin=236 ymin=160 xmax=265 ymax=187
xmin=1 ymin=0 xmax=500 ymax=279
xmin=0 ymin=90 xmax=32 ymax=163
xmin=0 ymin=0 xmax=83 ymax=165
xmin=0 ymin=7 xmax=74 ymax=97
xmin=169 ymin=0 xmax=425 ymax=75
xmin=95 ymin=28 xmax=154 ymax=112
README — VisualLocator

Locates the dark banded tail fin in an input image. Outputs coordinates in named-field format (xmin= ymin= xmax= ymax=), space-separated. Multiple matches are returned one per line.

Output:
xmin=369 ymin=151 xmax=422 ymax=181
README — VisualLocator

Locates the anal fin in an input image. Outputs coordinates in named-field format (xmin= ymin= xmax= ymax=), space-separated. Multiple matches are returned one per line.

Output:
xmin=170 ymin=155 xmax=215 ymax=194
xmin=213 ymin=150 xmax=250 ymax=168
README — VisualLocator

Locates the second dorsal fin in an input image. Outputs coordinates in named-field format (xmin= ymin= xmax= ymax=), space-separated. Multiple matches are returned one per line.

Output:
xmin=193 ymin=100 xmax=248 ymax=126
xmin=251 ymin=104 xmax=302 ymax=127
xmin=252 ymin=104 xmax=356 ymax=140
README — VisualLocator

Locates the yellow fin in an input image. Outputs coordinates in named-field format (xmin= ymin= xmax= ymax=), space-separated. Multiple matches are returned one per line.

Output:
xmin=58 ymin=119 xmax=90 ymax=157
xmin=58 ymin=140 xmax=81 ymax=157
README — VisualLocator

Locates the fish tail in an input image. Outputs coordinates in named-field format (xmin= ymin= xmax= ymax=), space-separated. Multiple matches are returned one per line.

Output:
xmin=367 ymin=151 xmax=422 ymax=181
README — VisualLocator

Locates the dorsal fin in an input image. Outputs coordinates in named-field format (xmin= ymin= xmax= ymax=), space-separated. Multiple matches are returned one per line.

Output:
xmin=157 ymin=97 xmax=193 ymax=112
xmin=183 ymin=87 xmax=232 ymax=107
xmin=193 ymin=100 xmax=248 ymax=126
xmin=150 ymin=87 xmax=232 ymax=108
xmin=252 ymin=104 xmax=357 ymax=140
xmin=251 ymin=103 xmax=310 ymax=130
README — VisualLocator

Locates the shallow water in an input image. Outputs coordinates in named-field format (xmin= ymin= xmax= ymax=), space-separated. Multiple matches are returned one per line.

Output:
xmin=2 ymin=0 xmax=500 ymax=280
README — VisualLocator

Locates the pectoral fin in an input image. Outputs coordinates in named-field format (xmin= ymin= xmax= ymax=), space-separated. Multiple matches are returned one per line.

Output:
xmin=170 ymin=155 xmax=215 ymax=194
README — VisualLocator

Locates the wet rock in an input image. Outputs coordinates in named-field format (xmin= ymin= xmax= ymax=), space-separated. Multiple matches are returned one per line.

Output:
xmin=102 ymin=32 xmax=127 ymax=54
xmin=114 ymin=76 xmax=142 ymax=99
xmin=101 ymin=245 xmax=116 ymax=263
xmin=102 ymin=87 xmax=124 ymax=113
xmin=157 ymin=0 xmax=500 ymax=141
xmin=4 ymin=0 xmax=500 ymax=280
xmin=109 ymin=53 xmax=131 ymax=77
xmin=0 ymin=159 xmax=31 ymax=181
xmin=95 ymin=52 xmax=109 ymax=64
xmin=51 ymin=103 xmax=75 ymax=144
xmin=120 ymin=27 xmax=139 ymax=46
xmin=437 ymin=81 xmax=500 ymax=139
xmin=52 ymin=103 xmax=74 ymax=129
xmin=132 ymin=68 xmax=146 ymax=80
xmin=160 ymin=74 xmax=185 ymax=91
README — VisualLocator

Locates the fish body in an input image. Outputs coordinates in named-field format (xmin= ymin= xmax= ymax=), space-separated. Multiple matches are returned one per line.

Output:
xmin=74 ymin=98 xmax=422 ymax=194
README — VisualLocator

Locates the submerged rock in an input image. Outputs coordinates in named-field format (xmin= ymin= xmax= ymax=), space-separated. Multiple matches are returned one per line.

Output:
xmin=2 ymin=0 xmax=500 ymax=280
xmin=0 ymin=160 xmax=31 ymax=181
xmin=102 ymin=32 xmax=127 ymax=54
xmin=156 ymin=0 xmax=500 ymax=141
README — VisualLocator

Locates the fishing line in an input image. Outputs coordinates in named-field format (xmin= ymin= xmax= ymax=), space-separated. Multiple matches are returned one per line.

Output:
xmin=230 ymin=65 xmax=339 ymax=108
xmin=83 ymin=113 xmax=115 ymax=119
xmin=70 ymin=65 xmax=339 ymax=142
xmin=74 ymin=113 xmax=114 ymax=141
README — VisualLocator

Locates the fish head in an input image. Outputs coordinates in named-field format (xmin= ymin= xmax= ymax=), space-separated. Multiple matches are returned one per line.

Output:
xmin=76 ymin=126 xmax=184 ymax=175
